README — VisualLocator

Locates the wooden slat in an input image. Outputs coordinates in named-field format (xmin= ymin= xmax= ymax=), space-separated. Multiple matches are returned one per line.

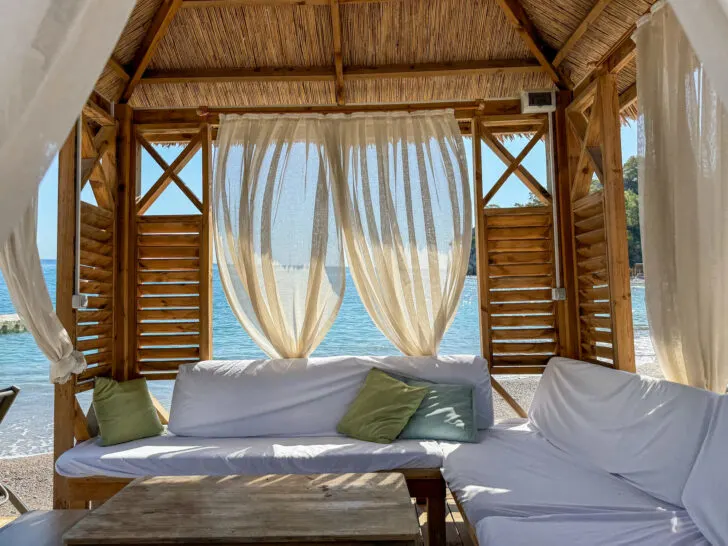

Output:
xmin=80 ymin=237 xmax=112 ymax=257
xmin=584 ymin=328 xmax=612 ymax=344
xmin=578 ymin=269 xmax=608 ymax=285
xmin=84 ymin=351 xmax=112 ymax=366
xmin=489 ymin=288 xmax=552 ymax=302
xmin=77 ymin=310 xmax=112 ymax=324
xmin=582 ymin=343 xmax=614 ymax=361
xmin=199 ymin=123 xmax=213 ymax=362
xmin=580 ymin=301 xmax=611 ymax=314
xmin=576 ymin=228 xmax=605 ymax=245
xmin=573 ymin=192 xmax=603 ymax=217
xmin=138 ymin=309 xmax=200 ymax=321
xmin=491 ymin=354 xmax=552 ymax=366
xmin=489 ymin=301 xmax=554 ymax=314
xmin=77 ymin=336 xmax=112 ymax=352
xmin=489 ymin=275 xmax=553 ymax=289
xmin=138 ymin=347 xmax=200 ymax=360
xmin=491 ymin=327 xmax=556 ymax=340
xmin=581 ymin=315 xmax=612 ymax=329
xmin=138 ymin=334 xmax=201 ymax=347
xmin=486 ymin=213 xmax=551 ymax=228
xmin=136 ymin=221 xmax=201 ymax=234
xmin=77 ymin=364 xmax=112 ymax=382
xmin=79 ymin=280 xmax=112 ymax=296
xmin=576 ymin=241 xmax=607 ymax=259
xmin=81 ymin=202 xmax=113 ymax=230
xmin=488 ymin=251 xmax=551 ymax=266
xmin=79 ymin=265 xmax=113 ymax=283
xmin=138 ymin=258 xmax=200 ymax=271
xmin=575 ymin=213 xmax=604 ymax=233
xmin=492 ymin=341 xmax=557 ymax=354
xmin=577 ymin=255 xmax=607 ymax=273
xmin=138 ymin=271 xmax=200 ymax=283
xmin=489 ymin=263 xmax=553 ymax=277
xmin=488 ymin=239 xmax=552 ymax=253
xmin=138 ymin=321 xmax=200 ymax=334
xmin=85 ymin=296 xmax=112 ymax=310
xmin=138 ymin=234 xmax=200 ymax=247
xmin=491 ymin=314 xmax=556 ymax=327
xmin=81 ymin=224 xmax=112 ymax=243
xmin=580 ymin=285 xmax=610 ymax=301
xmin=138 ymin=246 xmax=200 ymax=259
xmin=77 ymin=324 xmax=112 ymax=338
xmin=138 ymin=360 xmax=198 ymax=371
xmin=138 ymin=296 xmax=200 ymax=308
xmin=138 ymin=283 xmax=200 ymax=295
xmin=487 ymin=226 xmax=551 ymax=240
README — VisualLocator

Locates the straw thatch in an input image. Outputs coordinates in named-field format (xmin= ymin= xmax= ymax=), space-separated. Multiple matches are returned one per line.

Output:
xmin=96 ymin=0 xmax=654 ymax=110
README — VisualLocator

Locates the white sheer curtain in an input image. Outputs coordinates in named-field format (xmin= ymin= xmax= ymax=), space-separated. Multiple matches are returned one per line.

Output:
xmin=636 ymin=3 xmax=728 ymax=392
xmin=331 ymin=111 xmax=471 ymax=356
xmin=0 ymin=0 xmax=135 ymax=246
xmin=0 ymin=196 xmax=85 ymax=383
xmin=213 ymin=114 xmax=346 ymax=358
xmin=669 ymin=0 xmax=728 ymax=108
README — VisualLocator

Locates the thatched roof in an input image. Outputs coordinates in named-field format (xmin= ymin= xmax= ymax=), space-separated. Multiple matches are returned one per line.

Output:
xmin=96 ymin=0 xmax=652 ymax=110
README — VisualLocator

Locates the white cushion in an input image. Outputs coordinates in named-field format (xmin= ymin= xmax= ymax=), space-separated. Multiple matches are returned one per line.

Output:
xmin=441 ymin=420 xmax=674 ymax=523
xmin=55 ymin=432 xmax=443 ymax=478
xmin=682 ymin=396 xmax=728 ymax=545
xmin=476 ymin=511 xmax=708 ymax=546
xmin=168 ymin=355 xmax=493 ymax=437
xmin=529 ymin=357 xmax=717 ymax=506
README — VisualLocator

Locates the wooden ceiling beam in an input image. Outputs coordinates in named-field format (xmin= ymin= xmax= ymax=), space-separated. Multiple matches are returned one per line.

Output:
xmin=140 ymin=59 xmax=544 ymax=85
xmin=618 ymin=83 xmax=637 ymax=112
xmin=493 ymin=0 xmax=572 ymax=89
xmin=121 ymin=0 xmax=184 ymax=103
xmin=107 ymin=56 xmax=130 ymax=83
xmin=329 ymin=0 xmax=345 ymax=105
xmin=553 ymin=0 xmax=614 ymax=67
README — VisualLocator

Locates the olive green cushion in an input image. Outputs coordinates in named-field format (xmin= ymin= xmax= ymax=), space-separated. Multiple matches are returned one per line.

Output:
xmin=93 ymin=377 xmax=163 ymax=446
xmin=398 ymin=380 xmax=477 ymax=442
xmin=337 ymin=369 xmax=429 ymax=444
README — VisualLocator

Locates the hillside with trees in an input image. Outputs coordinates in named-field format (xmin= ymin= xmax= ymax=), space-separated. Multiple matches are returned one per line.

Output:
xmin=467 ymin=155 xmax=642 ymax=275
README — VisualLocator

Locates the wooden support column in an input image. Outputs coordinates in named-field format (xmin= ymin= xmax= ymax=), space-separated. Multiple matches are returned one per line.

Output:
xmin=552 ymin=91 xmax=579 ymax=358
xmin=114 ymin=104 xmax=135 ymax=381
xmin=597 ymin=73 xmax=635 ymax=372
xmin=472 ymin=118 xmax=490 ymax=362
xmin=199 ymin=123 xmax=213 ymax=360
xmin=54 ymin=129 xmax=79 ymax=510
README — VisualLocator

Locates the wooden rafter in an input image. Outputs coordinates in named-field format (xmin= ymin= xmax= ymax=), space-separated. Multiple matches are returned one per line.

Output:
xmin=121 ymin=0 xmax=183 ymax=103
xmin=553 ymin=0 xmax=614 ymax=67
xmin=481 ymin=128 xmax=552 ymax=205
xmin=107 ymin=56 xmax=130 ymax=82
xmin=494 ymin=0 xmax=571 ymax=88
xmin=136 ymin=130 xmax=204 ymax=212
xmin=483 ymin=123 xmax=548 ymax=205
xmin=619 ymin=83 xmax=637 ymax=111
xmin=137 ymin=131 xmax=203 ymax=215
xmin=141 ymin=59 xmax=543 ymax=85
xmin=79 ymin=118 xmax=116 ymax=210
xmin=329 ymin=0 xmax=345 ymax=105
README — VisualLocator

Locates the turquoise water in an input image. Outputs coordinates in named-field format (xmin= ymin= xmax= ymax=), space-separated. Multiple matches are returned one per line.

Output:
xmin=0 ymin=261 xmax=654 ymax=457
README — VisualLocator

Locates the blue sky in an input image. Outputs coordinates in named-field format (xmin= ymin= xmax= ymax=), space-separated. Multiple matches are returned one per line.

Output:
xmin=35 ymin=123 xmax=639 ymax=259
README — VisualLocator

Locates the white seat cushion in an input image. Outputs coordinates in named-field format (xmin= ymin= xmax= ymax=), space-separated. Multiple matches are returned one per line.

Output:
xmin=169 ymin=355 xmax=493 ymax=437
xmin=682 ymin=396 xmax=728 ymax=545
xmin=475 ymin=511 xmax=708 ymax=546
xmin=529 ymin=357 xmax=718 ymax=506
xmin=441 ymin=420 xmax=675 ymax=523
xmin=55 ymin=432 xmax=443 ymax=478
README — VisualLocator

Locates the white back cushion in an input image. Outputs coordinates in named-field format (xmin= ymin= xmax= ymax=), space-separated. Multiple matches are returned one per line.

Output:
xmin=682 ymin=396 xmax=728 ymax=545
xmin=529 ymin=357 xmax=717 ymax=507
xmin=168 ymin=355 xmax=493 ymax=437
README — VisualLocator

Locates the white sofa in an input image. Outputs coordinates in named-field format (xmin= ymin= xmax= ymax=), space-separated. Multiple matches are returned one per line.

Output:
xmin=443 ymin=357 xmax=726 ymax=546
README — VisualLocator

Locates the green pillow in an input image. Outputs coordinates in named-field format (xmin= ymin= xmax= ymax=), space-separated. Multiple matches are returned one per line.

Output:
xmin=398 ymin=379 xmax=477 ymax=443
xmin=93 ymin=377 xmax=163 ymax=446
xmin=337 ymin=369 xmax=429 ymax=444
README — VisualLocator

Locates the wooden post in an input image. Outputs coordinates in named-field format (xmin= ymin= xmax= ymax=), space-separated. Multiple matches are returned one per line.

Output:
xmin=552 ymin=91 xmax=579 ymax=358
xmin=597 ymin=73 xmax=635 ymax=372
xmin=54 ymin=129 xmax=79 ymax=509
xmin=199 ymin=123 xmax=213 ymax=360
xmin=472 ymin=118 xmax=491 ymax=363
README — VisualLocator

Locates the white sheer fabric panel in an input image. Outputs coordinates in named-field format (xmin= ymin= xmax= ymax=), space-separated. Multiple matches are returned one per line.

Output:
xmin=669 ymin=0 xmax=728 ymax=108
xmin=636 ymin=4 xmax=728 ymax=392
xmin=332 ymin=111 xmax=471 ymax=356
xmin=0 ymin=196 xmax=85 ymax=383
xmin=213 ymin=115 xmax=345 ymax=358
xmin=0 ymin=0 xmax=135 ymax=246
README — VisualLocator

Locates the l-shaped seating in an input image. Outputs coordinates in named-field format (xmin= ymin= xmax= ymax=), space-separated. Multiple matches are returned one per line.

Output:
xmin=56 ymin=355 xmax=727 ymax=545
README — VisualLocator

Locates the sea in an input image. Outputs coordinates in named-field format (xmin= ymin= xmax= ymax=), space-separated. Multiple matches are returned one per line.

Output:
xmin=0 ymin=260 xmax=656 ymax=458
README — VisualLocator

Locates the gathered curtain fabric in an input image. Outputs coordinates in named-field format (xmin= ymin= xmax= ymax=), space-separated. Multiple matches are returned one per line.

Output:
xmin=636 ymin=3 xmax=728 ymax=392
xmin=213 ymin=115 xmax=346 ymax=358
xmin=213 ymin=110 xmax=471 ymax=358
xmin=0 ymin=196 xmax=86 ymax=383
xmin=0 ymin=0 xmax=135 ymax=247
xmin=330 ymin=111 xmax=471 ymax=356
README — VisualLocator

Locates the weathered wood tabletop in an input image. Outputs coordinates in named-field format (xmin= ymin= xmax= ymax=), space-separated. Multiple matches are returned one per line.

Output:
xmin=63 ymin=473 xmax=420 ymax=545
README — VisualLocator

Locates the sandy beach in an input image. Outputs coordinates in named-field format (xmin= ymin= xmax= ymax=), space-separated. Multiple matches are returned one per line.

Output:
xmin=0 ymin=361 xmax=664 ymax=516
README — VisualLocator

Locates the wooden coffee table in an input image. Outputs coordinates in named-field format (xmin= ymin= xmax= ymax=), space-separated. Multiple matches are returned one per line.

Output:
xmin=63 ymin=473 xmax=420 ymax=545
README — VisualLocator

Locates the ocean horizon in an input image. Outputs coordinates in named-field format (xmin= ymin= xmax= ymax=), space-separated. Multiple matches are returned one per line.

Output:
xmin=0 ymin=259 xmax=656 ymax=458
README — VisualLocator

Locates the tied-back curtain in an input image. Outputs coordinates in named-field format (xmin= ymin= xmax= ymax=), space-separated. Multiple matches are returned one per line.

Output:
xmin=331 ymin=111 xmax=471 ymax=356
xmin=0 ymin=0 xmax=135 ymax=246
xmin=213 ymin=115 xmax=346 ymax=359
xmin=0 ymin=196 xmax=85 ymax=383
xmin=636 ymin=4 xmax=728 ymax=392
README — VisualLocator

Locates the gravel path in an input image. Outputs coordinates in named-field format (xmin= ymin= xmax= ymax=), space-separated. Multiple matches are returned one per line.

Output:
xmin=0 ymin=361 xmax=664 ymax=516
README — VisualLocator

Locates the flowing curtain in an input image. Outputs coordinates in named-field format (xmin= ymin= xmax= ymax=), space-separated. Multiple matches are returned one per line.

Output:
xmin=0 ymin=196 xmax=85 ymax=383
xmin=0 ymin=0 xmax=135 ymax=246
xmin=636 ymin=3 xmax=728 ymax=392
xmin=669 ymin=0 xmax=728 ymax=108
xmin=213 ymin=114 xmax=346 ymax=358
xmin=331 ymin=111 xmax=471 ymax=356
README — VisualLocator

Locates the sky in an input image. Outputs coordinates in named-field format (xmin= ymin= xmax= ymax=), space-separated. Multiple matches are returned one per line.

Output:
xmin=35 ymin=123 xmax=639 ymax=260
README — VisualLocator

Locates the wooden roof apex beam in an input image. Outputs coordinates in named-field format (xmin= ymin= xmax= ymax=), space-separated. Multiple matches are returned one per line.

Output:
xmin=494 ymin=0 xmax=572 ymax=89
xmin=553 ymin=0 xmax=615 ymax=67
xmin=121 ymin=0 xmax=184 ymax=103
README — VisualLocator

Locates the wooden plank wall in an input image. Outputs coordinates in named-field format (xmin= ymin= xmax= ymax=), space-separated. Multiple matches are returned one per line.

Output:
xmin=136 ymin=215 xmax=203 ymax=377
xmin=483 ymin=206 xmax=557 ymax=374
